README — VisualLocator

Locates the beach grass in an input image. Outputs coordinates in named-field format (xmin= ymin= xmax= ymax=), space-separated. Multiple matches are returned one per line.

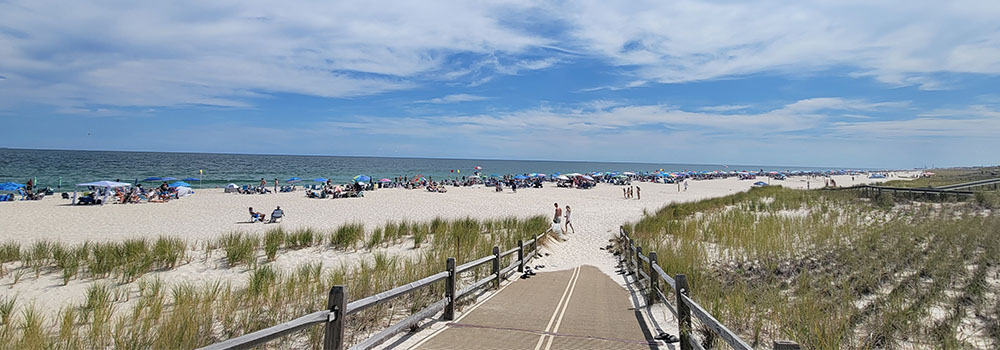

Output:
xmin=626 ymin=185 xmax=1000 ymax=348
xmin=330 ymin=223 xmax=364 ymax=250
xmin=219 ymin=232 xmax=259 ymax=268
xmin=0 ymin=215 xmax=549 ymax=349
xmin=264 ymin=228 xmax=286 ymax=261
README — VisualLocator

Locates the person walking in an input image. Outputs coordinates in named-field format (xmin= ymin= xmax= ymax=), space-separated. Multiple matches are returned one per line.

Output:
xmin=274 ymin=178 xmax=278 ymax=193
xmin=623 ymin=187 xmax=627 ymax=199
xmin=636 ymin=186 xmax=641 ymax=200
xmin=564 ymin=205 xmax=575 ymax=234
xmin=553 ymin=203 xmax=562 ymax=224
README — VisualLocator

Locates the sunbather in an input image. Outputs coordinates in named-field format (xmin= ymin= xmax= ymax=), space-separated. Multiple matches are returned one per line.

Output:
xmin=269 ymin=206 xmax=284 ymax=223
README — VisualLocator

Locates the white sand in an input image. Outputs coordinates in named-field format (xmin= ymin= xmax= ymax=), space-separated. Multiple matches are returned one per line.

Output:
xmin=0 ymin=172 xmax=912 ymax=336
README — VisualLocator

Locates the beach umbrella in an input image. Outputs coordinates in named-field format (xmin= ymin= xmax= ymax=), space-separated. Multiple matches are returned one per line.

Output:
xmin=514 ymin=175 xmax=528 ymax=180
xmin=378 ymin=178 xmax=391 ymax=182
xmin=0 ymin=182 xmax=24 ymax=191
xmin=183 ymin=177 xmax=201 ymax=181
xmin=565 ymin=173 xmax=582 ymax=177
xmin=535 ymin=173 xmax=547 ymax=178
xmin=313 ymin=178 xmax=328 ymax=183
xmin=581 ymin=175 xmax=595 ymax=181
xmin=474 ymin=166 xmax=482 ymax=170
xmin=286 ymin=177 xmax=301 ymax=183
xmin=353 ymin=175 xmax=371 ymax=183
xmin=169 ymin=181 xmax=191 ymax=188
xmin=623 ymin=172 xmax=635 ymax=175
xmin=489 ymin=174 xmax=501 ymax=178
xmin=160 ymin=177 xmax=177 ymax=181
xmin=141 ymin=177 xmax=163 ymax=182
xmin=556 ymin=175 xmax=570 ymax=180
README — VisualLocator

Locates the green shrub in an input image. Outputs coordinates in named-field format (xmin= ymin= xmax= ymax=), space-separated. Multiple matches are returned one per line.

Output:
xmin=287 ymin=228 xmax=318 ymax=248
xmin=365 ymin=227 xmax=383 ymax=250
xmin=974 ymin=191 xmax=1000 ymax=209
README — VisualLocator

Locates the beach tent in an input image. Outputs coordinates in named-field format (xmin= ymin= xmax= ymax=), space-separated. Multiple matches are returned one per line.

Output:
xmin=73 ymin=181 xmax=131 ymax=205
xmin=175 ymin=186 xmax=194 ymax=197
xmin=0 ymin=182 xmax=24 ymax=192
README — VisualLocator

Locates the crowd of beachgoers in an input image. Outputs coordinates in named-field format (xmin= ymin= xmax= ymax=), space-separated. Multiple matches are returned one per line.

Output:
xmin=0 ymin=168 xmax=895 ymax=204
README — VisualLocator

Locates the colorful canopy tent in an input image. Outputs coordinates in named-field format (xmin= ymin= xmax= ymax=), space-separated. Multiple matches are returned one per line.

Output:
xmin=73 ymin=181 xmax=131 ymax=205
xmin=0 ymin=182 xmax=24 ymax=192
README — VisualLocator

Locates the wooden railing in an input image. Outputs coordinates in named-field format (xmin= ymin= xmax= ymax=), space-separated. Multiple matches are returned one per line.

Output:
xmin=619 ymin=227 xmax=801 ymax=350
xmin=200 ymin=234 xmax=543 ymax=350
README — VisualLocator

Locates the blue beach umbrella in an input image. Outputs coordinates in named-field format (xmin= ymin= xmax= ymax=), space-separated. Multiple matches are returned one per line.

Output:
xmin=168 ymin=181 xmax=192 ymax=188
xmin=353 ymin=175 xmax=371 ymax=183
xmin=286 ymin=177 xmax=302 ymax=183
xmin=313 ymin=178 xmax=328 ymax=183
xmin=0 ymin=182 xmax=25 ymax=191
xmin=142 ymin=177 xmax=163 ymax=182
xmin=183 ymin=177 xmax=200 ymax=181
xmin=490 ymin=174 xmax=501 ymax=178
xmin=160 ymin=177 xmax=177 ymax=181
xmin=514 ymin=175 xmax=528 ymax=180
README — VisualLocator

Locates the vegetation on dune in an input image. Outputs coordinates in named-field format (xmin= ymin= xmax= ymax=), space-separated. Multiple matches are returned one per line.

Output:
xmin=627 ymin=185 xmax=1000 ymax=349
xmin=0 ymin=215 xmax=548 ymax=349
xmin=882 ymin=166 xmax=1000 ymax=188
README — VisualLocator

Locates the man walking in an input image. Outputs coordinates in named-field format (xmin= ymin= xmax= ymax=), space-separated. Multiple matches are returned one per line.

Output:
xmin=553 ymin=203 xmax=562 ymax=224
xmin=636 ymin=186 xmax=641 ymax=200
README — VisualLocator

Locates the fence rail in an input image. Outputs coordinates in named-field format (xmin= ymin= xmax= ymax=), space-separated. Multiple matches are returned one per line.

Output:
xmin=619 ymin=226 xmax=800 ymax=350
xmin=200 ymin=233 xmax=543 ymax=350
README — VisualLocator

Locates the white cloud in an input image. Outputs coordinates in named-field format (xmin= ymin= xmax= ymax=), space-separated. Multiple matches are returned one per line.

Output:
xmin=418 ymin=94 xmax=488 ymax=104
xmin=831 ymin=105 xmax=1000 ymax=138
xmin=546 ymin=0 xmax=1000 ymax=87
xmin=699 ymin=105 xmax=751 ymax=112
xmin=0 ymin=0 xmax=547 ymax=108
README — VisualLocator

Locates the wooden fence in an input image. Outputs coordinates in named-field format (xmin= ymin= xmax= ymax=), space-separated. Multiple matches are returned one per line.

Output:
xmin=619 ymin=226 xmax=801 ymax=350
xmin=199 ymin=234 xmax=543 ymax=350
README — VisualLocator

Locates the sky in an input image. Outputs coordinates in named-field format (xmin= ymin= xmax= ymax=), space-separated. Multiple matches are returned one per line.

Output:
xmin=1 ymin=1 xmax=999 ymax=169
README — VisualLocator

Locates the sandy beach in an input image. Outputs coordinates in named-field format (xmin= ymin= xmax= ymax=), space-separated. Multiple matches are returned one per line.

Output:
xmin=0 ymin=173 xmax=911 ymax=320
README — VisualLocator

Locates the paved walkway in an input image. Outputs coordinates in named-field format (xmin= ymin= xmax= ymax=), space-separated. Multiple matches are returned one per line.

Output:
xmin=411 ymin=265 xmax=659 ymax=350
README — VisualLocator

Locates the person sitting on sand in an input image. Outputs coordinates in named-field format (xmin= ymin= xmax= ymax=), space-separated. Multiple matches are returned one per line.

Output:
xmin=270 ymin=206 xmax=284 ymax=223
xmin=438 ymin=186 xmax=447 ymax=193
xmin=249 ymin=207 xmax=265 ymax=222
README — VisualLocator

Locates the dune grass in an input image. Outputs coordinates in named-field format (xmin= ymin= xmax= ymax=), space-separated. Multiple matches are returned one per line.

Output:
xmin=627 ymin=185 xmax=1000 ymax=349
xmin=0 ymin=215 xmax=549 ymax=349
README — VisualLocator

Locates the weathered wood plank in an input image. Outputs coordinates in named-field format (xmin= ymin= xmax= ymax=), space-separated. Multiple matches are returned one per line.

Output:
xmin=347 ymin=298 xmax=448 ymax=350
xmin=346 ymin=271 xmax=449 ymax=315
xmin=198 ymin=310 xmax=328 ymax=350
xmin=457 ymin=275 xmax=494 ymax=299
xmin=500 ymin=246 xmax=518 ymax=258
xmin=651 ymin=263 xmax=676 ymax=290
xmin=455 ymin=255 xmax=495 ymax=274
xmin=680 ymin=293 xmax=753 ymax=350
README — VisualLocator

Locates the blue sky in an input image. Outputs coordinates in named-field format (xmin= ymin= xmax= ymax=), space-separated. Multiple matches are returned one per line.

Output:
xmin=1 ymin=1 xmax=999 ymax=169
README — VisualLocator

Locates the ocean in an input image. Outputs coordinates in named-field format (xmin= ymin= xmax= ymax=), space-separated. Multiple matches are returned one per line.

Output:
xmin=0 ymin=148 xmax=847 ymax=189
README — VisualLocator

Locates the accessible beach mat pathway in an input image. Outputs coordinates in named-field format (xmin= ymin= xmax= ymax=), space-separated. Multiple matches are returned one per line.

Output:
xmin=411 ymin=265 xmax=659 ymax=350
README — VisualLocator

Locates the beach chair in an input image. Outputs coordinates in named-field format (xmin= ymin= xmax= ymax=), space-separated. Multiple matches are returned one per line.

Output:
xmin=269 ymin=210 xmax=283 ymax=223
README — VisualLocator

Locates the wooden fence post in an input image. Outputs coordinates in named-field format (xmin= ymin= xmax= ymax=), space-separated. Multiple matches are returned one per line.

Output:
xmin=324 ymin=285 xmax=346 ymax=350
xmin=492 ymin=246 xmax=500 ymax=289
xmin=517 ymin=240 xmax=524 ymax=273
xmin=773 ymin=340 xmax=801 ymax=350
xmin=648 ymin=251 xmax=658 ymax=304
xmin=444 ymin=257 xmax=456 ymax=321
xmin=533 ymin=233 xmax=539 ymax=257
xmin=635 ymin=246 xmax=644 ymax=284
xmin=676 ymin=275 xmax=692 ymax=350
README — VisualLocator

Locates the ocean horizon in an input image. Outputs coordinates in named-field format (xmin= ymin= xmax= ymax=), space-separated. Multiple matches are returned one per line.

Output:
xmin=0 ymin=148 xmax=875 ymax=189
